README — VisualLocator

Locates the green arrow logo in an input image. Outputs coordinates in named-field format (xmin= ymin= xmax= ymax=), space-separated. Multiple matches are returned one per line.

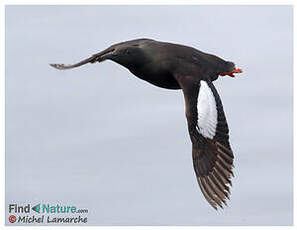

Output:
xmin=32 ymin=204 xmax=40 ymax=213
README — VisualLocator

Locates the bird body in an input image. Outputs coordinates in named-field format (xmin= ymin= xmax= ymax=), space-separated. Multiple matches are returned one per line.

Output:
xmin=50 ymin=38 xmax=242 ymax=210
xmin=105 ymin=39 xmax=236 ymax=89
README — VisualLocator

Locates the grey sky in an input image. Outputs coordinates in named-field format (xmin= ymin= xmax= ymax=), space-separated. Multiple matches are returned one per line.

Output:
xmin=6 ymin=5 xmax=293 ymax=225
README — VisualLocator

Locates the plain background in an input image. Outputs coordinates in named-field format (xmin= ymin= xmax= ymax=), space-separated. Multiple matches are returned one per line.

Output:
xmin=5 ymin=5 xmax=293 ymax=225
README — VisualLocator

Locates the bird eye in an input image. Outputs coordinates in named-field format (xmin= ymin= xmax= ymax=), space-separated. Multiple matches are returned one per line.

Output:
xmin=125 ymin=49 xmax=131 ymax=55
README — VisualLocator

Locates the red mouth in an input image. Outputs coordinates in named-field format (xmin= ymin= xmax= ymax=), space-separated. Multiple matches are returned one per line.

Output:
xmin=220 ymin=67 xmax=243 ymax=78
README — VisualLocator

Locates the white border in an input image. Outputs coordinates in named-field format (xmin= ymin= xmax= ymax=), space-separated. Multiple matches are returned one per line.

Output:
xmin=0 ymin=1 xmax=295 ymax=230
xmin=1 ymin=0 xmax=297 ymax=5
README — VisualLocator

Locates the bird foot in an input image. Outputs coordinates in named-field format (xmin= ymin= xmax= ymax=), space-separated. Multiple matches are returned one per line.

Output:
xmin=220 ymin=67 xmax=243 ymax=78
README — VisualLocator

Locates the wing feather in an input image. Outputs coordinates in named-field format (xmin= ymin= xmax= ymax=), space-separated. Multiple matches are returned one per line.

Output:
xmin=175 ymin=75 xmax=234 ymax=210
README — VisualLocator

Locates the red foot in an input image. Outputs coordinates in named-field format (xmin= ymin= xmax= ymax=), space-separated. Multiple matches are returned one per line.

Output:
xmin=220 ymin=67 xmax=243 ymax=77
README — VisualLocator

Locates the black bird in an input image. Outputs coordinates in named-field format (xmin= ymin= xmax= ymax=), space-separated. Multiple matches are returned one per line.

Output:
xmin=50 ymin=38 xmax=242 ymax=210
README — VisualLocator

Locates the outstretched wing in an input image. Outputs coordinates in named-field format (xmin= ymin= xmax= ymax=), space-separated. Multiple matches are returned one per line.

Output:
xmin=176 ymin=76 xmax=234 ymax=210
xmin=49 ymin=46 xmax=116 ymax=70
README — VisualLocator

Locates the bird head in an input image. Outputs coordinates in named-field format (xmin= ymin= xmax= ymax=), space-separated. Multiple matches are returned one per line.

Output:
xmin=98 ymin=40 xmax=152 ymax=69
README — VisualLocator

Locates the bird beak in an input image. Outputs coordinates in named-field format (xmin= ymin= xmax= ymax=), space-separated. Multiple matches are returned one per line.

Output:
xmin=220 ymin=67 xmax=243 ymax=78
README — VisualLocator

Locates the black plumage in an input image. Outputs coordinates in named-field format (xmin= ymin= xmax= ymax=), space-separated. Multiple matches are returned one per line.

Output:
xmin=50 ymin=38 xmax=242 ymax=209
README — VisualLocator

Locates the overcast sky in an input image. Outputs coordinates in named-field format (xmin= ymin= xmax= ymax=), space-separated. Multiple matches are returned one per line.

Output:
xmin=6 ymin=5 xmax=293 ymax=225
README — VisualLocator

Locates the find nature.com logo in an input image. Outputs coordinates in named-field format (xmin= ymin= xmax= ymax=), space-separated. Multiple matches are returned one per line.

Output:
xmin=8 ymin=203 xmax=88 ymax=224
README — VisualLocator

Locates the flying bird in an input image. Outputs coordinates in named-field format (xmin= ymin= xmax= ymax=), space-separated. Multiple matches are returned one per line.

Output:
xmin=50 ymin=39 xmax=242 ymax=210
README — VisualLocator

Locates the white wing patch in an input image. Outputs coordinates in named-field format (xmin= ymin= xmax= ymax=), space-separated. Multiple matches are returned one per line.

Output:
xmin=197 ymin=81 xmax=218 ymax=139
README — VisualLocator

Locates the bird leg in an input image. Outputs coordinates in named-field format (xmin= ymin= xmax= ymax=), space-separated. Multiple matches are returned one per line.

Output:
xmin=219 ymin=67 xmax=242 ymax=78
